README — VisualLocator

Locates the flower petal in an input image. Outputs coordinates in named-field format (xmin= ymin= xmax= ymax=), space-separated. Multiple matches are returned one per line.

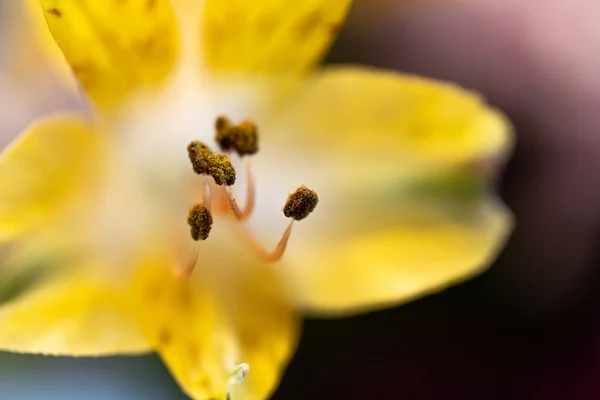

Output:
xmin=0 ymin=115 xmax=99 ymax=240
xmin=130 ymin=250 xmax=299 ymax=400
xmin=267 ymin=66 xmax=512 ymax=167
xmin=262 ymin=66 xmax=513 ymax=315
xmin=39 ymin=0 xmax=179 ymax=107
xmin=0 ymin=267 xmax=150 ymax=356
xmin=286 ymin=195 xmax=511 ymax=315
xmin=202 ymin=0 xmax=352 ymax=76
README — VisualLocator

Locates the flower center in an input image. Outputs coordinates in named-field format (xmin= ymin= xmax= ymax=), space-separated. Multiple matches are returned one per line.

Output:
xmin=179 ymin=115 xmax=318 ymax=278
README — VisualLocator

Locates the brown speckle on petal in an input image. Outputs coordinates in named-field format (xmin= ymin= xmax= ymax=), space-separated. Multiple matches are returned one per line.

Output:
xmin=46 ymin=8 xmax=62 ymax=17
xmin=71 ymin=64 xmax=96 ymax=88
xmin=158 ymin=328 xmax=172 ymax=347
xmin=296 ymin=10 xmax=324 ymax=38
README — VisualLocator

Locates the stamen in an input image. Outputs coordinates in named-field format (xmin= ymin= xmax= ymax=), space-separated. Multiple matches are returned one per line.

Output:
xmin=187 ymin=140 xmax=212 ymax=175
xmin=215 ymin=115 xmax=232 ymax=132
xmin=215 ymin=116 xmax=259 ymax=157
xmin=178 ymin=244 xmax=200 ymax=280
xmin=180 ymin=191 xmax=213 ymax=279
xmin=223 ymin=159 xmax=255 ymax=221
xmin=207 ymin=153 xmax=236 ymax=186
xmin=283 ymin=185 xmax=319 ymax=221
xmin=202 ymin=182 xmax=212 ymax=212
xmin=187 ymin=140 xmax=236 ymax=186
xmin=224 ymin=187 xmax=242 ymax=218
xmin=243 ymin=159 xmax=256 ymax=218
xmin=238 ymin=220 xmax=294 ymax=262
xmin=187 ymin=204 xmax=213 ymax=241
xmin=184 ymin=125 xmax=318 ymax=267
xmin=230 ymin=186 xmax=318 ymax=262
xmin=233 ymin=121 xmax=259 ymax=156
xmin=268 ymin=220 xmax=294 ymax=262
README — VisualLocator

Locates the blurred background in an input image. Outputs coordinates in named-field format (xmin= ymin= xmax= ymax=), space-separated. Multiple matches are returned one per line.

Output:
xmin=2 ymin=0 xmax=600 ymax=398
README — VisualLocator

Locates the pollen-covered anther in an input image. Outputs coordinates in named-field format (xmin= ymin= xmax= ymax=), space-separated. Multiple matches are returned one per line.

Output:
xmin=187 ymin=204 xmax=213 ymax=241
xmin=283 ymin=185 xmax=319 ymax=221
xmin=215 ymin=115 xmax=232 ymax=132
xmin=187 ymin=140 xmax=212 ymax=175
xmin=215 ymin=116 xmax=259 ymax=156
xmin=208 ymin=153 xmax=236 ymax=186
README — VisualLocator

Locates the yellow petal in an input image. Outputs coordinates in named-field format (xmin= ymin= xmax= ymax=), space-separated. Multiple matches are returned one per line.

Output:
xmin=39 ymin=0 xmax=179 ymax=107
xmin=286 ymin=195 xmax=512 ymax=315
xmin=202 ymin=0 xmax=352 ymax=76
xmin=268 ymin=66 xmax=512 ymax=167
xmin=0 ymin=115 xmax=99 ymax=240
xmin=130 ymin=249 xmax=299 ymax=400
xmin=264 ymin=67 xmax=514 ymax=315
xmin=0 ymin=268 xmax=150 ymax=356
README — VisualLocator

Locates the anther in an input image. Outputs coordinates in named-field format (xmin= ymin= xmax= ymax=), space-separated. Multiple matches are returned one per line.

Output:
xmin=215 ymin=115 xmax=232 ymax=132
xmin=232 ymin=121 xmax=259 ymax=156
xmin=208 ymin=153 xmax=236 ymax=186
xmin=215 ymin=116 xmax=259 ymax=157
xmin=283 ymin=185 xmax=319 ymax=221
xmin=187 ymin=140 xmax=212 ymax=175
xmin=187 ymin=204 xmax=213 ymax=241
xmin=187 ymin=140 xmax=236 ymax=186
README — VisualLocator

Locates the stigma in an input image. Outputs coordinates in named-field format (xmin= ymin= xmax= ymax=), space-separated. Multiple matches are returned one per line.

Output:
xmin=180 ymin=116 xmax=318 ymax=277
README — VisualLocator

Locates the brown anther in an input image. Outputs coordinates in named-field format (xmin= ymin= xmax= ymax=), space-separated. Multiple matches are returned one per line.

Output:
xmin=208 ymin=154 xmax=236 ymax=186
xmin=215 ymin=117 xmax=259 ymax=156
xmin=215 ymin=127 xmax=236 ymax=154
xmin=187 ymin=141 xmax=212 ymax=175
xmin=187 ymin=204 xmax=213 ymax=241
xmin=215 ymin=115 xmax=232 ymax=132
xmin=283 ymin=185 xmax=319 ymax=221
xmin=232 ymin=121 xmax=259 ymax=156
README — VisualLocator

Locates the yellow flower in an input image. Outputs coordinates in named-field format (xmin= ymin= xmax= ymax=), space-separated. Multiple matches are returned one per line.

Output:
xmin=0 ymin=1 xmax=513 ymax=399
